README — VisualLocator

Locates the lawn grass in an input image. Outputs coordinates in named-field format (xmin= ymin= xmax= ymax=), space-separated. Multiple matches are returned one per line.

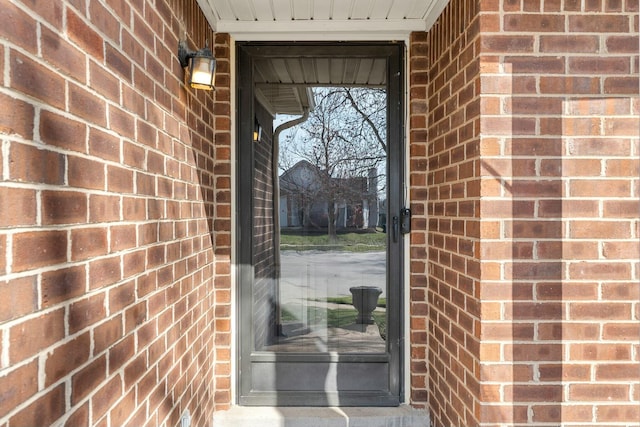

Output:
xmin=280 ymin=230 xmax=386 ymax=252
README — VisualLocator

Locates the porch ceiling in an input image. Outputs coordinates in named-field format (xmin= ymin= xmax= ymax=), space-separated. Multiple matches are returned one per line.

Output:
xmin=203 ymin=0 xmax=445 ymax=115
xmin=253 ymin=55 xmax=386 ymax=115
xmin=256 ymin=84 xmax=314 ymax=116
xmin=196 ymin=0 xmax=449 ymax=40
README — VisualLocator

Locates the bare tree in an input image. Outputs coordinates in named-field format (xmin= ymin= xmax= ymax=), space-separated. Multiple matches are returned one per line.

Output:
xmin=279 ymin=87 xmax=386 ymax=242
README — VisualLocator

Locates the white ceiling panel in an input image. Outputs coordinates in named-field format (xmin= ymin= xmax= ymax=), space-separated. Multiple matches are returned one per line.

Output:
xmin=272 ymin=0 xmax=292 ymax=21
xmin=270 ymin=58 xmax=292 ymax=83
xmin=196 ymin=0 xmax=450 ymax=114
xmin=200 ymin=0 xmax=448 ymax=37
xmin=386 ymin=0 xmax=411 ymax=19
xmin=407 ymin=0 xmax=432 ymax=18
xmin=300 ymin=58 xmax=318 ymax=83
xmin=252 ymin=0 xmax=273 ymax=21
xmin=206 ymin=0 xmax=233 ymax=20
xmin=351 ymin=0 xmax=372 ymax=19
xmin=331 ymin=0 xmax=352 ymax=20
xmin=256 ymin=85 xmax=312 ymax=115
xmin=367 ymin=58 xmax=387 ymax=85
xmin=354 ymin=58 xmax=374 ymax=84
xmin=369 ymin=0 xmax=393 ymax=19
xmin=342 ymin=59 xmax=359 ymax=82
xmin=314 ymin=59 xmax=330 ymax=84
xmin=253 ymin=57 xmax=387 ymax=86
xmin=228 ymin=0 xmax=254 ymax=21
xmin=329 ymin=58 xmax=345 ymax=84
xmin=253 ymin=54 xmax=389 ymax=115
xmin=292 ymin=0 xmax=312 ymax=20
xmin=313 ymin=0 xmax=332 ymax=20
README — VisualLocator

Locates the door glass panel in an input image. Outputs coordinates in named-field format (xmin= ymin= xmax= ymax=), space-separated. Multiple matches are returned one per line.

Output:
xmin=252 ymin=87 xmax=388 ymax=354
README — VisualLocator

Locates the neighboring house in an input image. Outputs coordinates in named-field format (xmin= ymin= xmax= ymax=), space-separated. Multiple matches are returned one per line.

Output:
xmin=279 ymin=160 xmax=379 ymax=230
xmin=0 ymin=1 xmax=638 ymax=427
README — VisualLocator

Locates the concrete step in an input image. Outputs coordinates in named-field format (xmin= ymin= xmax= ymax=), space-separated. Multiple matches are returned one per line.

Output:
xmin=212 ymin=405 xmax=430 ymax=427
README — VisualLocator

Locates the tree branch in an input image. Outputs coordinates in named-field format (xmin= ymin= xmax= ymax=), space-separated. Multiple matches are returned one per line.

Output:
xmin=343 ymin=88 xmax=387 ymax=152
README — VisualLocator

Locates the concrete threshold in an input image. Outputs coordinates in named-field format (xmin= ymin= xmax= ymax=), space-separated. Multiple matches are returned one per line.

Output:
xmin=212 ymin=405 xmax=430 ymax=427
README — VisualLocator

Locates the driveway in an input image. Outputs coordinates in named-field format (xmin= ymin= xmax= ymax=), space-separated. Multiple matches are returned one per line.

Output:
xmin=279 ymin=250 xmax=386 ymax=303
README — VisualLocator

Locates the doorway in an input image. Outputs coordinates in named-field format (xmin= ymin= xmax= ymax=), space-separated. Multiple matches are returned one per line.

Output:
xmin=236 ymin=42 xmax=405 ymax=406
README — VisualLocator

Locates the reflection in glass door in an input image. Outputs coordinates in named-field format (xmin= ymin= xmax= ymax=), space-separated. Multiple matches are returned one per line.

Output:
xmin=263 ymin=87 xmax=388 ymax=355
xmin=237 ymin=43 xmax=404 ymax=407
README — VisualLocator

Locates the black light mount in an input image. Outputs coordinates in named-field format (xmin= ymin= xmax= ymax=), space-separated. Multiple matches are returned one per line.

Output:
xmin=178 ymin=40 xmax=216 ymax=90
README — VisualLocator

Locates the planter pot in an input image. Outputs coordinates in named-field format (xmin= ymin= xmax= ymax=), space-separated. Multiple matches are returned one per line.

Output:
xmin=349 ymin=286 xmax=382 ymax=324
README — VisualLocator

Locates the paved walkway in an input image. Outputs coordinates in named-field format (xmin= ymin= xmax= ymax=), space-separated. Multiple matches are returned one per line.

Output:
xmin=280 ymin=250 xmax=386 ymax=303
xmin=213 ymin=405 xmax=430 ymax=427
xmin=273 ymin=250 xmax=387 ymax=353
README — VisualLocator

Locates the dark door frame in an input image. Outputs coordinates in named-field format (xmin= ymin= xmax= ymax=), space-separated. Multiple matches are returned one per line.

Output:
xmin=235 ymin=41 xmax=406 ymax=406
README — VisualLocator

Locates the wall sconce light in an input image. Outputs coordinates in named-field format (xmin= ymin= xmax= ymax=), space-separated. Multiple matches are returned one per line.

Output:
xmin=253 ymin=120 xmax=263 ymax=142
xmin=178 ymin=40 xmax=216 ymax=90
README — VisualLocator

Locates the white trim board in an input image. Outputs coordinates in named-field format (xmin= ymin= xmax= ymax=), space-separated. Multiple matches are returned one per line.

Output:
xmin=218 ymin=19 xmax=427 ymax=41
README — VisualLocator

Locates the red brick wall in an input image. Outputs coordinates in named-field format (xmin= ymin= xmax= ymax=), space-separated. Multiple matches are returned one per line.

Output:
xmin=415 ymin=0 xmax=639 ymax=426
xmin=2 ymin=0 xmax=638 ymax=424
xmin=253 ymin=101 xmax=278 ymax=348
xmin=0 ymin=0 xmax=232 ymax=425
xmin=477 ymin=1 xmax=639 ymax=425
xmin=211 ymin=31 xmax=233 ymax=413
xmin=410 ymin=1 xmax=483 ymax=424
xmin=409 ymin=31 xmax=431 ymax=411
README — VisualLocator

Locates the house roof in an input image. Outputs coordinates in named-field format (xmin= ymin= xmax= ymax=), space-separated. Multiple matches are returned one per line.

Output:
xmin=280 ymin=160 xmax=320 ymax=182
xmin=279 ymin=160 xmax=371 ymax=196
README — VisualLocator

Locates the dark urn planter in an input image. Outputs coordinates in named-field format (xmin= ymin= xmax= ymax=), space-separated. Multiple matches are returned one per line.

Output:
xmin=350 ymin=286 xmax=382 ymax=324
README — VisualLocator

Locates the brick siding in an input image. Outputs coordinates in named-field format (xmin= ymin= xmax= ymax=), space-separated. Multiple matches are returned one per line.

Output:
xmin=1 ymin=0 xmax=638 ymax=425
xmin=414 ymin=0 xmax=639 ymax=426
xmin=409 ymin=31 xmax=431 ymax=411
xmin=477 ymin=0 xmax=639 ymax=425
xmin=410 ymin=1 xmax=483 ymax=424
xmin=0 ymin=0 xmax=231 ymax=426
xmin=253 ymin=101 xmax=278 ymax=348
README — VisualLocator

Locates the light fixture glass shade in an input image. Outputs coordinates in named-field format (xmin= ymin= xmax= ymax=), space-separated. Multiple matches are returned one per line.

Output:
xmin=189 ymin=55 xmax=216 ymax=90
xmin=253 ymin=120 xmax=263 ymax=142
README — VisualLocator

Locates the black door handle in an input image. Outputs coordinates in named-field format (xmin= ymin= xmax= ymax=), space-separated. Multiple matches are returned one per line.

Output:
xmin=392 ymin=215 xmax=399 ymax=243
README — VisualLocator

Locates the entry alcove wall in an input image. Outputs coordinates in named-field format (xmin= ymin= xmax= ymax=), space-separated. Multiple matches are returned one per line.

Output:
xmin=252 ymin=99 xmax=279 ymax=349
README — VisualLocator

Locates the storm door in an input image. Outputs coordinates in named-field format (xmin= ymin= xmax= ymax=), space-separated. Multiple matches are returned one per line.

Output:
xmin=236 ymin=43 xmax=405 ymax=406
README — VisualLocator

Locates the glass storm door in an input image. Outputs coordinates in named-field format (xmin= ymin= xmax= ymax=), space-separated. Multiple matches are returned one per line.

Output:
xmin=237 ymin=43 xmax=405 ymax=406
